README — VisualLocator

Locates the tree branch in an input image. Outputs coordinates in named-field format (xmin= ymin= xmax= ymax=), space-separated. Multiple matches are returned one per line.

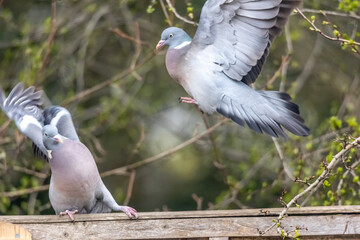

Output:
xmin=262 ymin=136 xmax=360 ymax=237
xmin=123 ymin=170 xmax=136 ymax=206
xmin=0 ymin=185 xmax=50 ymax=198
xmin=100 ymin=119 xmax=228 ymax=177
xmin=61 ymin=51 xmax=156 ymax=105
xmin=296 ymin=8 xmax=360 ymax=54
xmin=165 ymin=0 xmax=198 ymax=26
xmin=300 ymin=8 xmax=360 ymax=20
xmin=159 ymin=0 xmax=172 ymax=26
xmin=36 ymin=1 xmax=57 ymax=85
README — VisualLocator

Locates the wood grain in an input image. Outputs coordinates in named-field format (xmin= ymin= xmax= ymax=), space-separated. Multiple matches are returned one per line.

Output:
xmin=0 ymin=205 xmax=359 ymax=239
xmin=0 ymin=222 xmax=32 ymax=240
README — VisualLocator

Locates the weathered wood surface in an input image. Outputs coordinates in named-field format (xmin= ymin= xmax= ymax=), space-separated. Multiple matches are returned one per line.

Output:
xmin=0 ymin=222 xmax=32 ymax=240
xmin=0 ymin=205 xmax=359 ymax=239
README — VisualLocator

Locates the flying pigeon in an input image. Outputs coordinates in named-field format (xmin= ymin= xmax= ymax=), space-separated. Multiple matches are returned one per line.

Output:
xmin=0 ymin=83 xmax=138 ymax=221
xmin=156 ymin=0 xmax=309 ymax=138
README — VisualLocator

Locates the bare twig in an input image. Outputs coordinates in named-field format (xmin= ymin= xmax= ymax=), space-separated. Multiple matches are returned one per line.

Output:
xmin=159 ymin=0 xmax=172 ymax=26
xmin=272 ymin=138 xmax=295 ymax=181
xmin=0 ymin=163 xmax=49 ymax=179
xmin=292 ymin=35 xmax=324 ymax=96
xmin=197 ymin=109 xmax=227 ymax=179
xmin=300 ymin=180 xmax=322 ymax=207
xmin=61 ymin=51 xmax=156 ymax=105
xmin=279 ymin=24 xmax=292 ymax=92
xmin=76 ymin=6 xmax=110 ymax=92
xmin=123 ymin=170 xmax=136 ymax=206
xmin=337 ymin=159 xmax=360 ymax=205
xmin=28 ymin=175 xmax=49 ymax=214
xmin=125 ymin=125 xmax=145 ymax=164
xmin=300 ymin=8 xmax=360 ymax=20
xmin=266 ymin=55 xmax=290 ymax=89
xmin=36 ymin=1 xmax=57 ymax=85
xmin=296 ymin=8 xmax=360 ymax=54
xmin=337 ymin=71 xmax=360 ymax=118
xmin=0 ymin=185 xmax=50 ymax=198
xmin=262 ymin=136 xmax=360 ymax=237
xmin=0 ymin=119 xmax=11 ymax=139
xmin=110 ymin=28 xmax=149 ymax=46
xmin=215 ymin=153 xmax=270 ymax=210
xmin=130 ymin=22 xmax=143 ymax=81
xmin=192 ymin=193 xmax=203 ymax=210
xmin=165 ymin=0 xmax=198 ymax=26
xmin=101 ymin=119 xmax=228 ymax=177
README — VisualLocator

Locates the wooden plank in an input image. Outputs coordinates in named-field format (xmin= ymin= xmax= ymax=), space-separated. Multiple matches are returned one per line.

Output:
xmin=0 ymin=206 xmax=359 ymax=239
xmin=0 ymin=222 xmax=32 ymax=240
xmin=2 ymin=205 xmax=360 ymax=223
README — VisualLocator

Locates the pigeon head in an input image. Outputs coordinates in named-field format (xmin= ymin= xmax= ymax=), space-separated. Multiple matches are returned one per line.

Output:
xmin=43 ymin=125 xmax=64 ymax=150
xmin=156 ymin=27 xmax=192 ymax=51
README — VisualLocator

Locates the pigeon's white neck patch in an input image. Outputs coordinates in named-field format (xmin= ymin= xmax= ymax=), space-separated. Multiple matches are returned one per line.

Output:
xmin=174 ymin=41 xmax=191 ymax=49
xmin=50 ymin=109 xmax=68 ymax=126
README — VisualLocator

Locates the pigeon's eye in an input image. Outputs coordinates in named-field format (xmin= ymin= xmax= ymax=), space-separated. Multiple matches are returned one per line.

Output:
xmin=44 ymin=132 xmax=48 ymax=137
xmin=169 ymin=33 xmax=174 ymax=38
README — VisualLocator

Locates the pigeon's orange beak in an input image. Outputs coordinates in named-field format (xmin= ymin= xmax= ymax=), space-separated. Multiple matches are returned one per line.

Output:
xmin=156 ymin=40 xmax=165 ymax=51
xmin=54 ymin=134 xmax=63 ymax=143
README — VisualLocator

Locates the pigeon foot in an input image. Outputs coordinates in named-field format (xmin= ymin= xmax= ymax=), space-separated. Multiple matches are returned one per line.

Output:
xmin=179 ymin=97 xmax=197 ymax=104
xmin=60 ymin=209 xmax=78 ymax=221
xmin=120 ymin=206 xmax=138 ymax=219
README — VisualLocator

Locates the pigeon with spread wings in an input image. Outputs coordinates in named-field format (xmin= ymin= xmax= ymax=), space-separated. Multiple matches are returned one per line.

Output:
xmin=0 ymin=83 xmax=138 ymax=221
xmin=156 ymin=0 xmax=309 ymax=138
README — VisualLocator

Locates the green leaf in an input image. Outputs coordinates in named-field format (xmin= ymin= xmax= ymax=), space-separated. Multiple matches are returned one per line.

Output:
xmin=281 ymin=229 xmax=286 ymax=239
xmin=347 ymin=117 xmax=358 ymax=128
xmin=337 ymin=167 xmax=343 ymax=174
xmin=326 ymin=152 xmax=333 ymax=162
xmin=353 ymin=176 xmax=359 ymax=183
xmin=323 ymin=180 xmax=331 ymax=187
xmin=329 ymin=116 xmax=342 ymax=130
xmin=146 ymin=5 xmax=155 ymax=14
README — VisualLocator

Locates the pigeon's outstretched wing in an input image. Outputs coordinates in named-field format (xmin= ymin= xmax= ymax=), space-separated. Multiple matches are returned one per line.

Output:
xmin=189 ymin=0 xmax=301 ymax=85
xmin=44 ymin=106 xmax=79 ymax=142
xmin=0 ymin=83 xmax=48 ymax=158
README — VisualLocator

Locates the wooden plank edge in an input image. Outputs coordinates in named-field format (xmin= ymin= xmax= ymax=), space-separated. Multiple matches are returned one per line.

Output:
xmin=1 ymin=205 xmax=360 ymax=224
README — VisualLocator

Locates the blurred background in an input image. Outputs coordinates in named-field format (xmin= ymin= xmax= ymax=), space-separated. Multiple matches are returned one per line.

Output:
xmin=0 ymin=0 xmax=359 ymax=215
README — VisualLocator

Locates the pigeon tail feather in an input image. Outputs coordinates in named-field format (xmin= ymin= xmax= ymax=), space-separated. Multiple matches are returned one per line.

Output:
xmin=217 ymin=91 xmax=309 ymax=138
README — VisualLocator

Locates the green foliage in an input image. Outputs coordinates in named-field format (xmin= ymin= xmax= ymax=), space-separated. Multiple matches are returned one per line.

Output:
xmin=338 ymin=0 xmax=359 ymax=12
xmin=186 ymin=2 xmax=194 ymax=19
xmin=329 ymin=116 xmax=342 ymax=130
xmin=323 ymin=180 xmax=331 ymax=187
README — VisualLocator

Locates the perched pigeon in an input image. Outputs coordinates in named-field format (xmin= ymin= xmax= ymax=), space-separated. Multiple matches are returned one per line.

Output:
xmin=0 ymin=83 xmax=138 ymax=221
xmin=156 ymin=0 xmax=309 ymax=138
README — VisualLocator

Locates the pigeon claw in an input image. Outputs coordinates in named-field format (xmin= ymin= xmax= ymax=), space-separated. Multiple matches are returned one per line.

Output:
xmin=60 ymin=209 xmax=78 ymax=222
xmin=179 ymin=96 xmax=197 ymax=104
xmin=121 ymin=206 xmax=138 ymax=219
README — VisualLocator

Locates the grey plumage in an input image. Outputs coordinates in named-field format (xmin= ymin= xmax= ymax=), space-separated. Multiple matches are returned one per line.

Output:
xmin=0 ymin=83 xmax=138 ymax=220
xmin=157 ymin=0 xmax=309 ymax=138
